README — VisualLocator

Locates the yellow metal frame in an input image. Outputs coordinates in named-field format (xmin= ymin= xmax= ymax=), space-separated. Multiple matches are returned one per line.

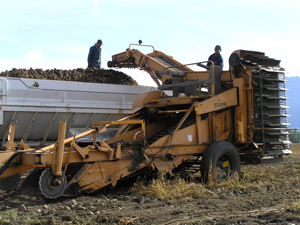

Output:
xmin=0 ymin=46 xmax=284 ymax=197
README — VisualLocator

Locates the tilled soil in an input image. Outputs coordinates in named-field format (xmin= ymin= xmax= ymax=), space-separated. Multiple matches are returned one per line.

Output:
xmin=1 ymin=145 xmax=300 ymax=225
xmin=0 ymin=68 xmax=138 ymax=85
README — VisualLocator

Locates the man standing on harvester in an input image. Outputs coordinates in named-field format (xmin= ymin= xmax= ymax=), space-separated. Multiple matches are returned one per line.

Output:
xmin=88 ymin=39 xmax=102 ymax=68
xmin=207 ymin=45 xmax=223 ymax=68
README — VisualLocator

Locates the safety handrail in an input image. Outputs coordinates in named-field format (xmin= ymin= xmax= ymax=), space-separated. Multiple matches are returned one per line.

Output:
xmin=129 ymin=43 xmax=155 ymax=52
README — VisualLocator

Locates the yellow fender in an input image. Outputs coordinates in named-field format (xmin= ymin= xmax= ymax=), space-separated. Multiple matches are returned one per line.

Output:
xmin=131 ymin=90 xmax=164 ymax=110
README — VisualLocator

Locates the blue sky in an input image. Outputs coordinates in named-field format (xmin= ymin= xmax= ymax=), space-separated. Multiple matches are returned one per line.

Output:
xmin=0 ymin=0 xmax=299 ymax=86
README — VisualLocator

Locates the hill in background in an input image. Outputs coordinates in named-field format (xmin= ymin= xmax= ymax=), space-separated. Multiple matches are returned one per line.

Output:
xmin=286 ymin=76 xmax=300 ymax=129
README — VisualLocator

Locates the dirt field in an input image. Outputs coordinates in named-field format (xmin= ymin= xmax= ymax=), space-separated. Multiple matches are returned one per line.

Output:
xmin=0 ymin=144 xmax=300 ymax=225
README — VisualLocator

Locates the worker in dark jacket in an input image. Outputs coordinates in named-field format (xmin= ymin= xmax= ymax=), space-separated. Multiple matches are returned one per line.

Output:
xmin=207 ymin=45 xmax=223 ymax=68
xmin=87 ymin=39 xmax=102 ymax=68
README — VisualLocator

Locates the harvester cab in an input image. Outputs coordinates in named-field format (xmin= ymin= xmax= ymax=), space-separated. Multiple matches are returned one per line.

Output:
xmin=0 ymin=43 xmax=291 ymax=199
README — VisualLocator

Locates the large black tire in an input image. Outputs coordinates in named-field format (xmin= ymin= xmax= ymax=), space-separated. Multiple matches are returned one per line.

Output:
xmin=201 ymin=141 xmax=241 ymax=183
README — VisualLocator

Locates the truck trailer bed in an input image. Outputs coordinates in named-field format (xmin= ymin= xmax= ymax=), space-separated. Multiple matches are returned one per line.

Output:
xmin=0 ymin=77 xmax=153 ymax=148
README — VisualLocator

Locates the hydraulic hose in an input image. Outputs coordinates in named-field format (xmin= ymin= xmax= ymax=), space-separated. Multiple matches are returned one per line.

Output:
xmin=0 ymin=152 xmax=24 ymax=176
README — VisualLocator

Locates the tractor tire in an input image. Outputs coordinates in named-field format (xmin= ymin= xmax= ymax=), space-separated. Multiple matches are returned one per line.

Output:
xmin=201 ymin=141 xmax=241 ymax=183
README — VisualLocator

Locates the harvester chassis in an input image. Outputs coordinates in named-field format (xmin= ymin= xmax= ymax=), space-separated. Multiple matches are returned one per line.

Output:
xmin=0 ymin=44 xmax=292 ymax=199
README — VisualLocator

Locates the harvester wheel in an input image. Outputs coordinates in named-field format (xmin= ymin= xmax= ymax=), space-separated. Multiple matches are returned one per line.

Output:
xmin=201 ymin=141 xmax=241 ymax=183
xmin=0 ymin=173 xmax=21 ymax=191
xmin=107 ymin=60 xmax=113 ymax=68
xmin=39 ymin=167 xmax=67 ymax=199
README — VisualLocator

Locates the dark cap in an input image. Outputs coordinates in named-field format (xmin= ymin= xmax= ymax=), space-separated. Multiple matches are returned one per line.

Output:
xmin=215 ymin=45 xmax=221 ymax=51
xmin=97 ymin=39 xmax=102 ymax=45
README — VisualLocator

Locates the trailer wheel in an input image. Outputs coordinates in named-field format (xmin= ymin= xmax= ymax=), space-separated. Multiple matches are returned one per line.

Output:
xmin=39 ymin=167 xmax=67 ymax=199
xmin=201 ymin=141 xmax=241 ymax=183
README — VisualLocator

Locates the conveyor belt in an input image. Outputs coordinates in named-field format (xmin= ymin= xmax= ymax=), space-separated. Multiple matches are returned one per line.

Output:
xmin=242 ymin=54 xmax=291 ymax=155
xmin=150 ymin=55 xmax=188 ymax=72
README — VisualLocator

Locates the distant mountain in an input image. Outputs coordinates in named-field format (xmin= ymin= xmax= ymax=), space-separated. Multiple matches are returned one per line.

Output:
xmin=286 ymin=76 xmax=300 ymax=129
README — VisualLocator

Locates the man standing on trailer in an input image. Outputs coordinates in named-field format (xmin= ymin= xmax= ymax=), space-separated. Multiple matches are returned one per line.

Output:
xmin=207 ymin=45 xmax=223 ymax=68
xmin=87 ymin=39 xmax=102 ymax=68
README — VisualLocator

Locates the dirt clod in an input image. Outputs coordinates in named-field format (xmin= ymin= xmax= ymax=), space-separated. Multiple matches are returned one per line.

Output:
xmin=18 ymin=204 xmax=26 ymax=211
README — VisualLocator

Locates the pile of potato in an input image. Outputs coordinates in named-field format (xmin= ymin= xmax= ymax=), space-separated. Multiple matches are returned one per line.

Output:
xmin=0 ymin=67 xmax=137 ymax=85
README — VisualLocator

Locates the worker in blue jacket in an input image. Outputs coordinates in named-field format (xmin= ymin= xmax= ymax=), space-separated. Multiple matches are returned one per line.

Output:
xmin=88 ymin=39 xmax=102 ymax=68
xmin=207 ymin=45 xmax=223 ymax=68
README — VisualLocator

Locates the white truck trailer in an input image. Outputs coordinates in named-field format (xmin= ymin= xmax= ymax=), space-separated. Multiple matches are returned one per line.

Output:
xmin=0 ymin=77 xmax=153 ymax=148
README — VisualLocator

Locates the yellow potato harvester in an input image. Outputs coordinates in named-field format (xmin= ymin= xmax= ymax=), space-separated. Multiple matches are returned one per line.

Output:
xmin=0 ymin=43 xmax=292 ymax=199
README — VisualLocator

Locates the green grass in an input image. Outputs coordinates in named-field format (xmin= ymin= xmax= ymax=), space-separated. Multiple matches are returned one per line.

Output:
xmin=74 ymin=215 xmax=93 ymax=225
xmin=0 ymin=210 xmax=45 ymax=224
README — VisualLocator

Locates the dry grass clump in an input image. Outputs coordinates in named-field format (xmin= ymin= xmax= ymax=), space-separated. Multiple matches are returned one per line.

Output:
xmin=290 ymin=143 xmax=300 ymax=154
xmin=130 ymin=167 xmax=281 ymax=199
xmin=118 ymin=216 xmax=139 ymax=225
xmin=131 ymin=144 xmax=300 ymax=200
xmin=131 ymin=175 xmax=214 ymax=199
xmin=294 ymin=200 xmax=300 ymax=212
xmin=206 ymin=168 xmax=240 ymax=189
